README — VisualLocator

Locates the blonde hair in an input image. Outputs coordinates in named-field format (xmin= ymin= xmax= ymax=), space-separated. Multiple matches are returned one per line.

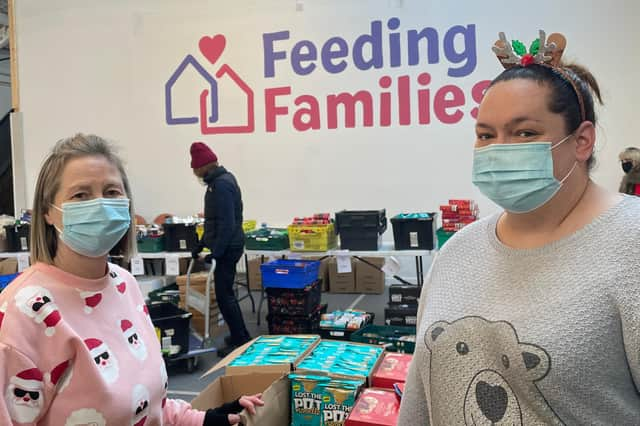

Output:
xmin=30 ymin=133 xmax=136 ymax=263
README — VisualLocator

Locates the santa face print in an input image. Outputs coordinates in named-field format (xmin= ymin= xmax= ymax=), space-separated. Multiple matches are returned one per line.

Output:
xmin=85 ymin=339 xmax=119 ymax=384
xmin=121 ymin=319 xmax=148 ymax=361
xmin=6 ymin=385 xmax=43 ymax=423
xmin=131 ymin=384 xmax=150 ymax=426
xmin=14 ymin=286 xmax=62 ymax=336
xmin=64 ymin=408 xmax=106 ymax=426
xmin=5 ymin=371 xmax=45 ymax=424
xmin=94 ymin=350 xmax=119 ymax=384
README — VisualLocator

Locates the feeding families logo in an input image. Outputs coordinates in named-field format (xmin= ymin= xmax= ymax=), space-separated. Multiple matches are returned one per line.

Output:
xmin=164 ymin=18 xmax=490 ymax=135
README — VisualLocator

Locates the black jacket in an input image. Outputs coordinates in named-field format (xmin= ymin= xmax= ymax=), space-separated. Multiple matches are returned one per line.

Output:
xmin=200 ymin=166 xmax=244 ymax=259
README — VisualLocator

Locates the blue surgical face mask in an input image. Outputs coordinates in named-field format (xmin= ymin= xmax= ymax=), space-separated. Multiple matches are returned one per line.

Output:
xmin=51 ymin=198 xmax=131 ymax=257
xmin=472 ymin=135 xmax=577 ymax=214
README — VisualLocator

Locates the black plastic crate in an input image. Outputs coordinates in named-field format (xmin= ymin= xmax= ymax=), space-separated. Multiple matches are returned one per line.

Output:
xmin=385 ymin=304 xmax=418 ymax=327
xmin=335 ymin=210 xmax=387 ymax=251
xmin=4 ymin=224 xmax=30 ymax=252
xmin=147 ymin=302 xmax=192 ymax=356
xmin=339 ymin=229 xmax=381 ymax=251
xmin=267 ymin=304 xmax=327 ymax=335
xmin=266 ymin=279 xmax=321 ymax=316
xmin=391 ymin=213 xmax=437 ymax=250
xmin=163 ymin=223 xmax=198 ymax=252
xmin=335 ymin=210 xmax=387 ymax=232
xmin=389 ymin=285 xmax=421 ymax=305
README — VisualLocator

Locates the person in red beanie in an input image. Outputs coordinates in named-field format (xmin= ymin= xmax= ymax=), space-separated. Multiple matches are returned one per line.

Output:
xmin=190 ymin=142 xmax=251 ymax=357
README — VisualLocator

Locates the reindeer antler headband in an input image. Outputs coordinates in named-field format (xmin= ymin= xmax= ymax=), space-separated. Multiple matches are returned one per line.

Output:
xmin=492 ymin=30 xmax=585 ymax=122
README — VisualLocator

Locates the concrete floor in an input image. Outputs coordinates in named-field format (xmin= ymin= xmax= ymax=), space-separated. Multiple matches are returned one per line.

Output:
xmin=165 ymin=285 xmax=395 ymax=402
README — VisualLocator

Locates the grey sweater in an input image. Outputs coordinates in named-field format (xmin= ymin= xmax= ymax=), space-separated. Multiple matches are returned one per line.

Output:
xmin=398 ymin=196 xmax=640 ymax=425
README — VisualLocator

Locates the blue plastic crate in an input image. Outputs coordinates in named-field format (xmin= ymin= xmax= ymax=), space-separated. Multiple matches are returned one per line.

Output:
xmin=260 ymin=259 xmax=320 ymax=289
xmin=0 ymin=273 xmax=19 ymax=292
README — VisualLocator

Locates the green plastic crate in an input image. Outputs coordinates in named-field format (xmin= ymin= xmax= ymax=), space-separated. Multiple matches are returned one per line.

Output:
xmin=137 ymin=235 xmax=165 ymax=253
xmin=350 ymin=325 xmax=417 ymax=354
xmin=245 ymin=227 xmax=289 ymax=250
xmin=436 ymin=228 xmax=455 ymax=249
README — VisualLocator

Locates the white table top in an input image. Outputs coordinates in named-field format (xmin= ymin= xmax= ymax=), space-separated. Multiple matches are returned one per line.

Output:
xmin=1 ymin=252 xmax=194 ymax=259
xmin=135 ymin=252 xmax=193 ymax=259
xmin=244 ymin=242 xmax=432 ymax=258
xmin=0 ymin=252 xmax=28 ymax=258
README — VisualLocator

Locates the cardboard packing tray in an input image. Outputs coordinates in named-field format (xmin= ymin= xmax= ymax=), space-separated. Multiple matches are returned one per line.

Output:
xmin=295 ymin=340 xmax=386 ymax=387
xmin=202 ymin=335 xmax=321 ymax=377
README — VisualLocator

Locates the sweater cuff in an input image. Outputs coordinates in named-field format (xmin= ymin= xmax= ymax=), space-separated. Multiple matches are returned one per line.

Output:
xmin=203 ymin=409 xmax=230 ymax=426
xmin=202 ymin=399 xmax=243 ymax=425
xmin=217 ymin=399 xmax=243 ymax=415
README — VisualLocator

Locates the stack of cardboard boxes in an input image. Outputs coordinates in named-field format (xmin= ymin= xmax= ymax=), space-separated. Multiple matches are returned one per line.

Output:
xmin=328 ymin=257 xmax=385 ymax=294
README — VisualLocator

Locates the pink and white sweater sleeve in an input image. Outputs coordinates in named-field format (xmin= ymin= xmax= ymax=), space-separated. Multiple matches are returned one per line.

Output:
xmin=0 ymin=262 xmax=206 ymax=426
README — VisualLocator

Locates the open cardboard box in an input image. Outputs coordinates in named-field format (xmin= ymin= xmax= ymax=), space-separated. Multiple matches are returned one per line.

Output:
xmin=191 ymin=372 xmax=291 ymax=426
xmin=202 ymin=335 xmax=321 ymax=377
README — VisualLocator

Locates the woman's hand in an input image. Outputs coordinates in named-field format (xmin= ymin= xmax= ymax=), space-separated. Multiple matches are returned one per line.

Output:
xmin=227 ymin=394 xmax=264 ymax=423
xmin=239 ymin=394 xmax=264 ymax=415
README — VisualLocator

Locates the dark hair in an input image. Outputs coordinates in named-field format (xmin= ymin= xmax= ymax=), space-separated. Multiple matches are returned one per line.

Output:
xmin=490 ymin=63 xmax=603 ymax=169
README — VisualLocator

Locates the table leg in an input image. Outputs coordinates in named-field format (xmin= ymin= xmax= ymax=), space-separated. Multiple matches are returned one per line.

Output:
xmin=256 ymin=255 xmax=266 ymax=326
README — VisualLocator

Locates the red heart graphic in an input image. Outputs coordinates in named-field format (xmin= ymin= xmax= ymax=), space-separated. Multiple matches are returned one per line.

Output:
xmin=116 ymin=282 xmax=126 ymax=294
xmin=199 ymin=35 xmax=226 ymax=65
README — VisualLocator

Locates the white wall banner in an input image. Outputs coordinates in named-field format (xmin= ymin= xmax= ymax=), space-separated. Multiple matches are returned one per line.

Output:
xmin=14 ymin=0 xmax=640 ymax=227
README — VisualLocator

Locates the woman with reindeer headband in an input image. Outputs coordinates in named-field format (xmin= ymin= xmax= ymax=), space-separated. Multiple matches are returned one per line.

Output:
xmin=398 ymin=31 xmax=640 ymax=424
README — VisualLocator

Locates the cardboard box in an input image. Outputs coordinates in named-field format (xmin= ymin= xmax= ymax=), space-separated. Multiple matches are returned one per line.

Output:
xmin=355 ymin=257 xmax=385 ymax=294
xmin=247 ymin=257 xmax=263 ymax=291
xmin=329 ymin=257 xmax=356 ymax=293
xmin=0 ymin=258 xmax=18 ymax=274
xmin=371 ymin=353 xmax=413 ymax=389
xmin=303 ymin=256 xmax=330 ymax=291
xmin=176 ymin=271 xmax=210 ymax=291
xmin=345 ymin=388 xmax=400 ymax=426
xmin=202 ymin=335 xmax=321 ymax=377
xmin=239 ymin=374 xmax=291 ymax=426
xmin=191 ymin=372 xmax=285 ymax=415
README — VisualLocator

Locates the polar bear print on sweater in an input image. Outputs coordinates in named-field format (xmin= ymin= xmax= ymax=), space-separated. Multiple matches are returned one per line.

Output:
xmin=424 ymin=316 xmax=564 ymax=425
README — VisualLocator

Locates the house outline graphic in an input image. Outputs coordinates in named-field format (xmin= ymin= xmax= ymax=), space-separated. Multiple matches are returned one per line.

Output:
xmin=165 ymin=54 xmax=218 ymax=125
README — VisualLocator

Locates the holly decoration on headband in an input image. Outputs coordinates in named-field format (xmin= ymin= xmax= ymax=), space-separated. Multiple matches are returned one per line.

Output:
xmin=492 ymin=30 xmax=566 ymax=69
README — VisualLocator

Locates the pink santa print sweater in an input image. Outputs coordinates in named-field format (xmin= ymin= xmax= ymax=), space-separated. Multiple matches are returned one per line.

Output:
xmin=0 ymin=262 xmax=206 ymax=426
